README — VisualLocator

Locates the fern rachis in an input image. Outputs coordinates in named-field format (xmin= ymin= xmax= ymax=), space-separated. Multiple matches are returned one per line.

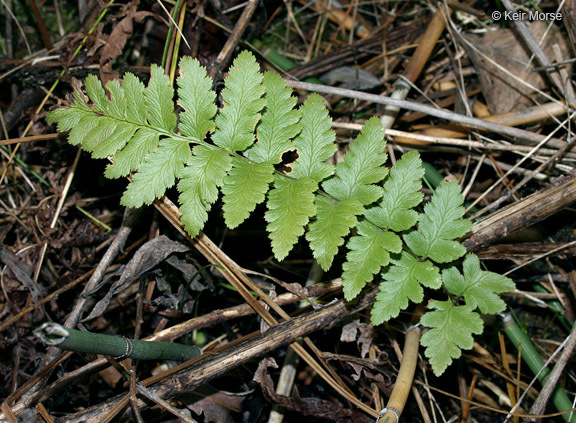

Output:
xmin=46 ymin=51 xmax=515 ymax=376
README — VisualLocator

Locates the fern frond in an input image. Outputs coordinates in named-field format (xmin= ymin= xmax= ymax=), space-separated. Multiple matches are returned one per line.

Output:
xmin=178 ymin=145 xmax=232 ymax=237
xmin=443 ymin=254 xmax=515 ymax=314
xmin=265 ymin=177 xmax=318 ymax=261
xmin=221 ymin=158 xmax=274 ymax=228
xmin=121 ymin=138 xmax=191 ymax=207
xmin=177 ymin=57 xmax=217 ymax=141
xmin=420 ymin=301 xmax=483 ymax=376
xmin=371 ymin=251 xmax=441 ymax=325
xmin=365 ymin=150 xmax=424 ymax=231
xmin=212 ymin=51 xmax=266 ymax=152
xmin=290 ymin=94 xmax=336 ymax=182
xmin=144 ymin=65 xmax=177 ymax=132
xmin=322 ymin=117 xmax=388 ymax=205
xmin=249 ymin=72 xmax=301 ymax=164
xmin=342 ymin=221 xmax=401 ymax=300
xmin=404 ymin=179 xmax=472 ymax=263
xmin=306 ymin=196 xmax=363 ymax=270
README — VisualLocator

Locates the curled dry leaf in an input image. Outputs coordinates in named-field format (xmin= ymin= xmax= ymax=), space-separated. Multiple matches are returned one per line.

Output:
xmin=99 ymin=4 xmax=155 ymax=84
xmin=84 ymin=235 xmax=189 ymax=321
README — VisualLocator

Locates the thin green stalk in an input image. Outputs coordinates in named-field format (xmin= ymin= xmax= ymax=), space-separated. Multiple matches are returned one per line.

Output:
xmin=501 ymin=314 xmax=576 ymax=422
xmin=161 ymin=0 xmax=183 ymax=69
xmin=35 ymin=322 xmax=201 ymax=362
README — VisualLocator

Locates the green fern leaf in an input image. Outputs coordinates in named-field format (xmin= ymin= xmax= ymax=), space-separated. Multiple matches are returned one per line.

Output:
xmin=342 ymin=220 xmax=402 ymax=300
xmin=145 ymin=64 xmax=177 ymax=133
xmin=307 ymin=196 xmax=363 ymax=270
xmin=85 ymin=74 xmax=109 ymax=113
xmin=249 ymin=72 xmax=301 ymax=164
xmin=221 ymin=158 xmax=275 ymax=228
xmin=123 ymin=72 xmax=147 ymax=124
xmin=178 ymin=145 xmax=232 ymax=237
xmin=212 ymin=51 xmax=266 ymax=152
xmin=420 ymin=301 xmax=483 ymax=376
xmin=105 ymin=129 xmax=159 ymax=178
xmin=404 ymin=179 xmax=472 ymax=263
xmin=371 ymin=251 xmax=441 ymax=325
xmin=177 ymin=57 xmax=217 ymax=141
xmin=443 ymin=254 xmax=515 ymax=314
xmin=365 ymin=150 xmax=424 ymax=232
xmin=291 ymin=94 xmax=336 ymax=182
xmin=121 ymin=138 xmax=191 ymax=207
xmin=322 ymin=117 xmax=388 ymax=205
xmin=265 ymin=177 xmax=318 ymax=261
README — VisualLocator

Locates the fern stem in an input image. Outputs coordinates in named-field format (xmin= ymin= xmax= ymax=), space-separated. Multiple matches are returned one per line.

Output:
xmin=501 ymin=314 xmax=576 ymax=422
xmin=34 ymin=322 xmax=201 ymax=362
xmin=377 ymin=326 xmax=420 ymax=422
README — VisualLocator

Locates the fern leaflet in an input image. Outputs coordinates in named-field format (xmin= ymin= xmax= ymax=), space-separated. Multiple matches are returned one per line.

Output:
xmin=322 ymin=116 xmax=388 ymax=205
xmin=342 ymin=221 xmax=402 ymax=300
xmin=144 ymin=65 xmax=177 ymax=132
xmin=371 ymin=251 xmax=441 ymax=324
xmin=221 ymin=159 xmax=274 ymax=228
xmin=85 ymin=74 xmax=109 ymax=113
xmin=290 ymin=94 xmax=336 ymax=181
xmin=121 ymin=138 xmax=191 ymax=207
xmin=177 ymin=57 xmax=217 ymax=141
xmin=178 ymin=145 xmax=232 ymax=237
xmin=365 ymin=150 xmax=424 ymax=231
xmin=265 ymin=177 xmax=318 ymax=261
xmin=123 ymin=72 xmax=147 ymax=124
xmin=249 ymin=72 xmax=301 ymax=164
xmin=404 ymin=179 xmax=473 ymax=263
xmin=306 ymin=197 xmax=363 ymax=270
xmin=443 ymin=254 xmax=516 ymax=314
xmin=105 ymin=129 xmax=159 ymax=179
xmin=106 ymin=79 xmax=127 ymax=120
xmin=211 ymin=51 xmax=266 ymax=152
xmin=420 ymin=301 xmax=483 ymax=376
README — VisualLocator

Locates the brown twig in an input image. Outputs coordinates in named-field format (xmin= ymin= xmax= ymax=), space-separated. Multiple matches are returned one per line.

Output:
xmin=208 ymin=0 xmax=259 ymax=80
xmin=286 ymin=80 xmax=566 ymax=148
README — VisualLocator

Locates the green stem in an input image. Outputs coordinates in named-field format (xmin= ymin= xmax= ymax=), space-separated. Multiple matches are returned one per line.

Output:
xmin=501 ymin=314 xmax=575 ymax=423
xmin=34 ymin=323 xmax=200 ymax=362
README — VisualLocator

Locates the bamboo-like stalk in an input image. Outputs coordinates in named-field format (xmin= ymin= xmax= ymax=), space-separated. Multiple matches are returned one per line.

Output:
xmin=378 ymin=326 xmax=421 ymax=422
xmin=34 ymin=323 xmax=201 ymax=362
xmin=501 ymin=314 xmax=576 ymax=423
xmin=380 ymin=5 xmax=450 ymax=130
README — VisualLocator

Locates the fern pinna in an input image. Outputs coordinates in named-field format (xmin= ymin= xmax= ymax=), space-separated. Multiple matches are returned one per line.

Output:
xmin=47 ymin=51 xmax=515 ymax=376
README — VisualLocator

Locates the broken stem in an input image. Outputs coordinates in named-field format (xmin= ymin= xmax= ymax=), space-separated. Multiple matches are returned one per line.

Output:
xmin=34 ymin=323 xmax=201 ymax=362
